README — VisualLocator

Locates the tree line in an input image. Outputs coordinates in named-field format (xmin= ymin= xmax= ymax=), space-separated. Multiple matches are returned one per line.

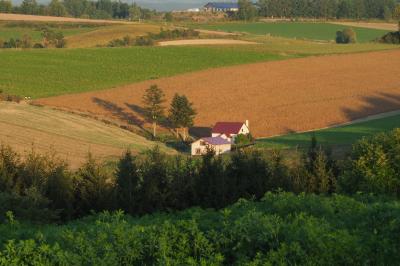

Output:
xmin=1 ymin=128 xmax=400 ymax=223
xmin=237 ymin=0 xmax=400 ymax=21
xmin=0 ymin=0 xmax=158 ymax=20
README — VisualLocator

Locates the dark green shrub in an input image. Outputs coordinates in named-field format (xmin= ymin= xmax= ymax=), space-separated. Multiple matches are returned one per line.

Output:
xmin=378 ymin=31 xmax=400 ymax=44
xmin=33 ymin=43 xmax=44 ymax=48
xmin=336 ymin=28 xmax=357 ymax=44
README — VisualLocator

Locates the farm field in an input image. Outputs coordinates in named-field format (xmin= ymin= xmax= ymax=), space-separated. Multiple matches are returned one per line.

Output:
xmin=65 ymin=23 xmax=163 ymax=48
xmin=330 ymin=21 xmax=399 ymax=31
xmin=0 ymin=13 xmax=130 ymax=24
xmin=1 ymin=39 xmax=395 ymax=99
xmin=199 ymin=22 xmax=389 ymax=42
xmin=0 ymin=46 xmax=292 ymax=98
xmin=36 ymin=49 xmax=400 ymax=138
xmin=0 ymin=102 xmax=173 ymax=168
xmin=0 ymin=21 xmax=97 ymax=43
xmin=0 ymin=21 xmax=162 ymax=48
xmin=256 ymin=111 xmax=400 ymax=149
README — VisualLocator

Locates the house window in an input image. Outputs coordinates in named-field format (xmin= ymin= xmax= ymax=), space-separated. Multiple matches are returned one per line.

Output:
xmin=200 ymin=141 xmax=206 ymax=146
xmin=196 ymin=148 xmax=201 ymax=155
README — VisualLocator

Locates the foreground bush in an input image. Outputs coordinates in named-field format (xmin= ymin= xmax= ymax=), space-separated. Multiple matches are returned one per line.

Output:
xmin=0 ymin=192 xmax=399 ymax=265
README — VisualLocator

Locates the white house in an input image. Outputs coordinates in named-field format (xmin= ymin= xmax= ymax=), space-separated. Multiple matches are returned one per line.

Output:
xmin=212 ymin=120 xmax=250 ymax=143
xmin=191 ymin=136 xmax=231 ymax=156
xmin=203 ymin=2 xmax=239 ymax=12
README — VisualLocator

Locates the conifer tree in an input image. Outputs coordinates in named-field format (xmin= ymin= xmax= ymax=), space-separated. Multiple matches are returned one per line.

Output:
xmin=168 ymin=93 xmax=196 ymax=140
xmin=142 ymin=85 xmax=166 ymax=138
xmin=116 ymin=150 xmax=139 ymax=215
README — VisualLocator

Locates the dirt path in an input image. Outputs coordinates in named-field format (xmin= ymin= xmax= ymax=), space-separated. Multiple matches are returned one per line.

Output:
xmin=0 ymin=13 xmax=130 ymax=24
xmin=330 ymin=21 xmax=398 ymax=31
xmin=196 ymin=29 xmax=239 ymax=36
xmin=158 ymin=39 xmax=258 ymax=46
xmin=36 ymin=49 xmax=400 ymax=138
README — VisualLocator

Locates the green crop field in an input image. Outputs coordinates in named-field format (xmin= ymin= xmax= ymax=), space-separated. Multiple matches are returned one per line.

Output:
xmin=256 ymin=113 xmax=400 ymax=149
xmin=0 ymin=46 xmax=291 ymax=99
xmin=0 ymin=23 xmax=95 ymax=42
xmin=200 ymin=22 xmax=389 ymax=42
xmin=1 ymin=40 xmax=395 ymax=99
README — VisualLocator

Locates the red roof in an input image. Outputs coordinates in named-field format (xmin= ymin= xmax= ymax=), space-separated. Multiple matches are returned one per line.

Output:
xmin=212 ymin=122 xmax=244 ymax=135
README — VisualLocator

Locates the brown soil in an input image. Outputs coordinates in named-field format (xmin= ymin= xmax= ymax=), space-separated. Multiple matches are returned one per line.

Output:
xmin=0 ymin=13 xmax=130 ymax=24
xmin=331 ymin=22 xmax=398 ymax=31
xmin=196 ymin=29 xmax=239 ymax=36
xmin=36 ymin=49 xmax=400 ymax=138
xmin=158 ymin=39 xmax=257 ymax=46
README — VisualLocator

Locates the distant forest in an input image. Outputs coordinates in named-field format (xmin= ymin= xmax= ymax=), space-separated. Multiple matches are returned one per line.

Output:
xmin=257 ymin=0 xmax=400 ymax=20
xmin=0 ymin=0 xmax=156 ymax=20
xmin=0 ymin=0 xmax=399 ymax=20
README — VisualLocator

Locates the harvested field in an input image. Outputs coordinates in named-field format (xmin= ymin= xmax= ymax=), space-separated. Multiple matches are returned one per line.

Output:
xmin=0 ymin=13 xmax=129 ymax=24
xmin=0 ymin=102 xmax=173 ymax=168
xmin=158 ymin=39 xmax=258 ymax=46
xmin=36 ymin=49 xmax=400 ymax=138
xmin=331 ymin=22 xmax=398 ymax=31
xmin=66 ymin=24 xmax=162 ymax=48
xmin=196 ymin=29 xmax=239 ymax=36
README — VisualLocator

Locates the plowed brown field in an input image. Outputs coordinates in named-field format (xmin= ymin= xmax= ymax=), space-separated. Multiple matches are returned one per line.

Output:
xmin=36 ymin=49 xmax=400 ymax=138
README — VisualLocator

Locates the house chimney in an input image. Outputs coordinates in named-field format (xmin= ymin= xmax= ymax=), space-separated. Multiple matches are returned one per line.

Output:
xmin=245 ymin=120 xmax=249 ymax=129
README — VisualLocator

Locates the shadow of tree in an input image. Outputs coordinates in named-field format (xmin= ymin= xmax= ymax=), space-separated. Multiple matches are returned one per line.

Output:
xmin=340 ymin=92 xmax=400 ymax=122
xmin=189 ymin=127 xmax=212 ymax=138
xmin=92 ymin=97 xmax=144 ymax=127
xmin=125 ymin=103 xmax=172 ymax=129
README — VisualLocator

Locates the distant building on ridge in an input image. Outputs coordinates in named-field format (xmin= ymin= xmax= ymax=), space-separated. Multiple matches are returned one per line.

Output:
xmin=203 ymin=2 xmax=239 ymax=12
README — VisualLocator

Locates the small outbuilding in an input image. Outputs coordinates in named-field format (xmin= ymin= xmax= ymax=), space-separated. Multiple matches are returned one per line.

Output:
xmin=191 ymin=136 xmax=231 ymax=156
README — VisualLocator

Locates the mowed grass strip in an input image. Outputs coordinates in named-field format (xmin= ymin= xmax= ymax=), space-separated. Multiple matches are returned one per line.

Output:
xmin=256 ymin=112 xmax=400 ymax=149
xmin=0 ymin=102 xmax=174 ymax=168
xmin=0 ymin=46 xmax=288 ymax=99
xmin=201 ymin=22 xmax=389 ymax=42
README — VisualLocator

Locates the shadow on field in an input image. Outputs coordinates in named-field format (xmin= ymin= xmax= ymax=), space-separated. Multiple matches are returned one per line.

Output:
xmin=125 ymin=103 xmax=172 ymax=129
xmin=189 ymin=127 xmax=212 ymax=138
xmin=92 ymin=97 xmax=144 ymax=127
xmin=340 ymin=92 xmax=400 ymax=122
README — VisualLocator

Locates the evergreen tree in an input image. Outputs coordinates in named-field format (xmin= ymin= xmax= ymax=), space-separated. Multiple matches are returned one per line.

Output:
xmin=48 ymin=0 xmax=67 ymax=16
xmin=0 ymin=0 xmax=12 ymax=13
xmin=20 ymin=0 xmax=38 ymax=14
xmin=115 ymin=150 xmax=140 ymax=215
xmin=44 ymin=162 xmax=74 ymax=219
xmin=0 ymin=144 xmax=20 ymax=193
xmin=197 ymin=148 xmax=227 ymax=208
xmin=168 ymin=93 xmax=196 ymax=140
xmin=142 ymin=85 xmax=166 ymax=138
xmin=238 ymin=0 xmax=257 ymax=21
xmin=138 ymin=146 xmax=169 ymax=213
xmin=74 ymin=154 xmax=113 ymax=215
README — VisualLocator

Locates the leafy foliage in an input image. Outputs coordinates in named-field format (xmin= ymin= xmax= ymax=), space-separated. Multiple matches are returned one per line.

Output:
xmin=1 ymin=193 xmax=400 ymax=265
xmin=336 ymin=28 xmax=357 ymax=44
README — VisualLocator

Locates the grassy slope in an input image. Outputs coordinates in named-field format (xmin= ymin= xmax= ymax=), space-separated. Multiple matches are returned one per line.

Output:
xmin=256 ymin=113 xmax=400 ymax=149
xmin=0 ymin=102 xmax=174 ymax=168
xmin=0 ymin=46 xmax=289 ymax=98
xmin=0 ymin=24 xmax=96 ymax=42
xmin=65 ymin=23 xmax=162 ymax=48
xmin=200 ymin=22 xmax=389 ymax=42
